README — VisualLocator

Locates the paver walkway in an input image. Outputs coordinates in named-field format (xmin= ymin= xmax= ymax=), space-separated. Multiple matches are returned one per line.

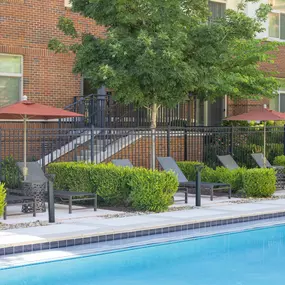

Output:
xmin=1 ymin=192 xmax=285 ymax=248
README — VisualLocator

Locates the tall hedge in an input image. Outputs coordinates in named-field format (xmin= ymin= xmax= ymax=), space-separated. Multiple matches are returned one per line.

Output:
xmin=48 ymin=162 xmax=178 ymax=212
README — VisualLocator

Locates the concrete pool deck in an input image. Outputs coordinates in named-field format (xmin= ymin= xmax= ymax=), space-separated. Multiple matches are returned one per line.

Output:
xmin=1 ymin=191 xmax=285 ymax=255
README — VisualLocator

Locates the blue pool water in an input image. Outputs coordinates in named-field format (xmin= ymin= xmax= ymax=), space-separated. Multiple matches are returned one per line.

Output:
xmin=1 ymin=224 xmax=285 ymax=285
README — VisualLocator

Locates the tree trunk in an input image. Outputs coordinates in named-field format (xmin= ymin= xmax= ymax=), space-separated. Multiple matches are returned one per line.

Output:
xmin=150 ymin=103 xmax=158 ymax=170
xmin=150 ymin=103 xmax=158 ymax=129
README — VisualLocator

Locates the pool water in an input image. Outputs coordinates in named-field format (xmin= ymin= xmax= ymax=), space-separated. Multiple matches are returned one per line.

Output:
xmin=1 ymin=224 xmax=285 ymax=285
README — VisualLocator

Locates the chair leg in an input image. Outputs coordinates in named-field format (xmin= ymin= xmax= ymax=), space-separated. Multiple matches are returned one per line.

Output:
xmin=69 ymin=197 xmax=72 ymax=214
xmin=229 ymin=187 xmax=232 ymax=199
xmin=33 ymin=199 xmax=36 ymax=217
xmin=185 ymin=188 xmax=188 ymax=204
xmin=210 ymin=188 xmax=213 ymax=201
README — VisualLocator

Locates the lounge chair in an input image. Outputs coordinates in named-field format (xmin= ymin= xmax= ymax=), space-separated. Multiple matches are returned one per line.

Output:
xmin=157 ymin=157 xmax=231 ymax=202
xmin=17 ymin=162 xmax=97 ymax=214
xmin=251 ymin=153 xmax=281 ymax=169
xmin=112 ymin=159 xmax=133 ymax=168
xmin=217 ymin=155 xmax=239 ymax=170
xmin=251 ymin=153 xmax=285 ymax=189
xmin=4 ymin=191 xmax=36 ymax=220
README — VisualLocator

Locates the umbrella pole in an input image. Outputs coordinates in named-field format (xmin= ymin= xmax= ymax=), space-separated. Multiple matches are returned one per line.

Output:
xmin=264 ymin=121 xmax=266 ymax=168
xmin=23 ymin=115 xmax=28 ymax=180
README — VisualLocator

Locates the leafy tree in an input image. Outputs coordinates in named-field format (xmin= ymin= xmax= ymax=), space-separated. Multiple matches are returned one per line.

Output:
xmin=49 ymin=0 xmax=279 ymax=128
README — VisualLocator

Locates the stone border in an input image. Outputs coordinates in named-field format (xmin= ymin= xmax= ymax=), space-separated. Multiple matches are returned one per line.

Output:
xmin=1 ymin=211 xmax=285 ymax=256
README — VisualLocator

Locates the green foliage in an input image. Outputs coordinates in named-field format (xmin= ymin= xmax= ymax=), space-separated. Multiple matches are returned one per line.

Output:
xmin=0 ymin=183 xmax=6 ymax=217
xmin=48 ymin=162 xmax=178 ymax=212
xmin=128 ymin=168 xmax=178 ymax=212
xmin=1 ymin=156 xmax=21 ymax=189
xmin=273 ymin=155 xmax=285 ymax=166
xmin=178 ymin=161 xmax=275 ymax=196
xmin=178 ymin=162 xmax=246 ymax=192
xmin=49 ymin=0 xmax=278 ymax=127
xmin=177 ymin=161 xmax=203 ymax=181
xmin=243 ymin=168 xmax=276 ymax=197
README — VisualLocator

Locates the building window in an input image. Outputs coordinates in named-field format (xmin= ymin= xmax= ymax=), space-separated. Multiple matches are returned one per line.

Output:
xmin=269 ymin=0 xmax=285 ymax=40
xmin=0 ymin=54 xmax=23 ymax=107
xmin=270 ymin=92 xmax=285 ymax=112
xmin=209 ymin=1 xmax=226 ymax=20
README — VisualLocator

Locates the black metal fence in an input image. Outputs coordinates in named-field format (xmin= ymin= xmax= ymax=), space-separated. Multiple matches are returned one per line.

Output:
xmin=0 ymin=125 xmax=284 ymax=170
xmin=62 ymin=94 xmax=196 ymax=128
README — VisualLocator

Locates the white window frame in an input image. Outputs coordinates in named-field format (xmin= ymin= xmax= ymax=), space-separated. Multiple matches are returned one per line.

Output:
xmin=268 ymin=8 xmax=285 ymax=42
xmin=64 ymin=0 xmax=72 ymax=8
xmin=277 ymin=90 xmax=285 ymax=112
xmin=0 ymin=53 xmax=23 ymax=104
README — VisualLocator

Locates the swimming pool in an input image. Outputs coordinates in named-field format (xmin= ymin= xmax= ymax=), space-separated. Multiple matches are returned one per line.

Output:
xmin=1 ymin=224 xmax=285 ymax=285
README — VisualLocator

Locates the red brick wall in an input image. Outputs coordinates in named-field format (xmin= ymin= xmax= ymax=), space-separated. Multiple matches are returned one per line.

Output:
xmin=105 ymin=136 xmax=204 ymax=168
xmin=0 ymin=0 xmax=106 ymax=108
xmin=260 ymin=46 xmax=285 ymax=79
xmin=227 ymin=45 xmax=285 ymax=117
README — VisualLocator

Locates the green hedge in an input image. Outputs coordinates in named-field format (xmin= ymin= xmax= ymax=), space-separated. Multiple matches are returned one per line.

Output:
xmin=273 ymin=155 xmax=285 ymax=167
xmin=243 ymin=169 xmax=276 ymax=197
xmin=48 ymin=163 xmax=178 ymax=212
xmin=0 ymin=183 xmax=6 ymax=217
xmin=1 ymin=156 xmax=21 ymax=189
xmin=177 ymin=161 xmax=276 ymax=197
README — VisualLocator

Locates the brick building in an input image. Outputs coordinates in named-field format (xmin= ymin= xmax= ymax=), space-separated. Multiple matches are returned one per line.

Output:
xmin=208 ymin=0 xmax=285 ymax=124
xmin=0 ymin=0 xmax=285 ymax=126
xmin=0 ymin=0 xmax=106 ymax=109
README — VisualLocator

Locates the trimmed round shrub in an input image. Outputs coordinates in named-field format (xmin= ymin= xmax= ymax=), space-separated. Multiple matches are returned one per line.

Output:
xmin=243 ymin=168 xmax=276 ymax=197
xmin=128 ymin=168 xmax=178 ymax=212
xmin=273 ymin=155 xmax=285 ymax=167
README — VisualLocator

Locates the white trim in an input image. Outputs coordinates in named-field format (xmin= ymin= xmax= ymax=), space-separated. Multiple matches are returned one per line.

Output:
xmin=64 ymin=0 xmax=72 ymax=7
xmin=268 ymin=10 xmax=285 ymax=41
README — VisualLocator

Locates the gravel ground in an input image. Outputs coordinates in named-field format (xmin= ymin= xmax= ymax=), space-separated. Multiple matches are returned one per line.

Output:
xmin=0 ymin=220 xmax=49 ymax=231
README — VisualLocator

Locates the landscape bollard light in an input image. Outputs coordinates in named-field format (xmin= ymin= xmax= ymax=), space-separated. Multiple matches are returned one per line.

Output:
xmin=46 ymin=174 xmax=55 ymax=223
xmin=195 ymin=164 xmax=204 ymax=207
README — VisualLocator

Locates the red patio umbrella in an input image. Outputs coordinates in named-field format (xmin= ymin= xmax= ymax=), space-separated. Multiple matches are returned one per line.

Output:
xmin=225 ymin=105 xmax=285 ymax=167
xmin=0 ymin=96 xmax=83 ymax=180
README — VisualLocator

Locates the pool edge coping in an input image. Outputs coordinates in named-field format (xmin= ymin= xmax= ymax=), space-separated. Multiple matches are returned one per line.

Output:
xmin=1 ymin=209 xmax=285 ymax=256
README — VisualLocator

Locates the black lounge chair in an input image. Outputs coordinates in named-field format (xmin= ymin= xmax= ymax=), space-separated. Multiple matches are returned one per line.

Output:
xmin=251 ymin=153 xmax=285 ymax=189
xmin=251 ymin=153 xmax=281 ymax=169
xmin=217 ymin=155 xmax=239 ymax=170
xmin=112 ymin=159 xmax=133 ymax=168
xmin=17 ymin=162 xmax=97 ymax=214
xmin=4 ymin=192 xmax=36 ymax=220
xmin=157 ymin=157 xmax=231 ymax=202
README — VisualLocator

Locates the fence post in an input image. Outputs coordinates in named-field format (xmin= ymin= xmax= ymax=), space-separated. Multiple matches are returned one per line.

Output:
xmin=167 ymin=124 xmax=171 ymax=157
xmin=74 ymin=143 xmax=78 ymax=161
xmin=151 ymin=128 xmax=156 ymax=170
xmin=90 ymin=125 xmax=95 ymax=163
xmin=184 ymin=125 xmax=188 ymax=161
xmin=283 ymin=124 xmax=285 ymax=155
xmin=41 ymin=142 xmax=46 ymax=173
xmin=230 ymin=125 xmax=234 ymax=156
